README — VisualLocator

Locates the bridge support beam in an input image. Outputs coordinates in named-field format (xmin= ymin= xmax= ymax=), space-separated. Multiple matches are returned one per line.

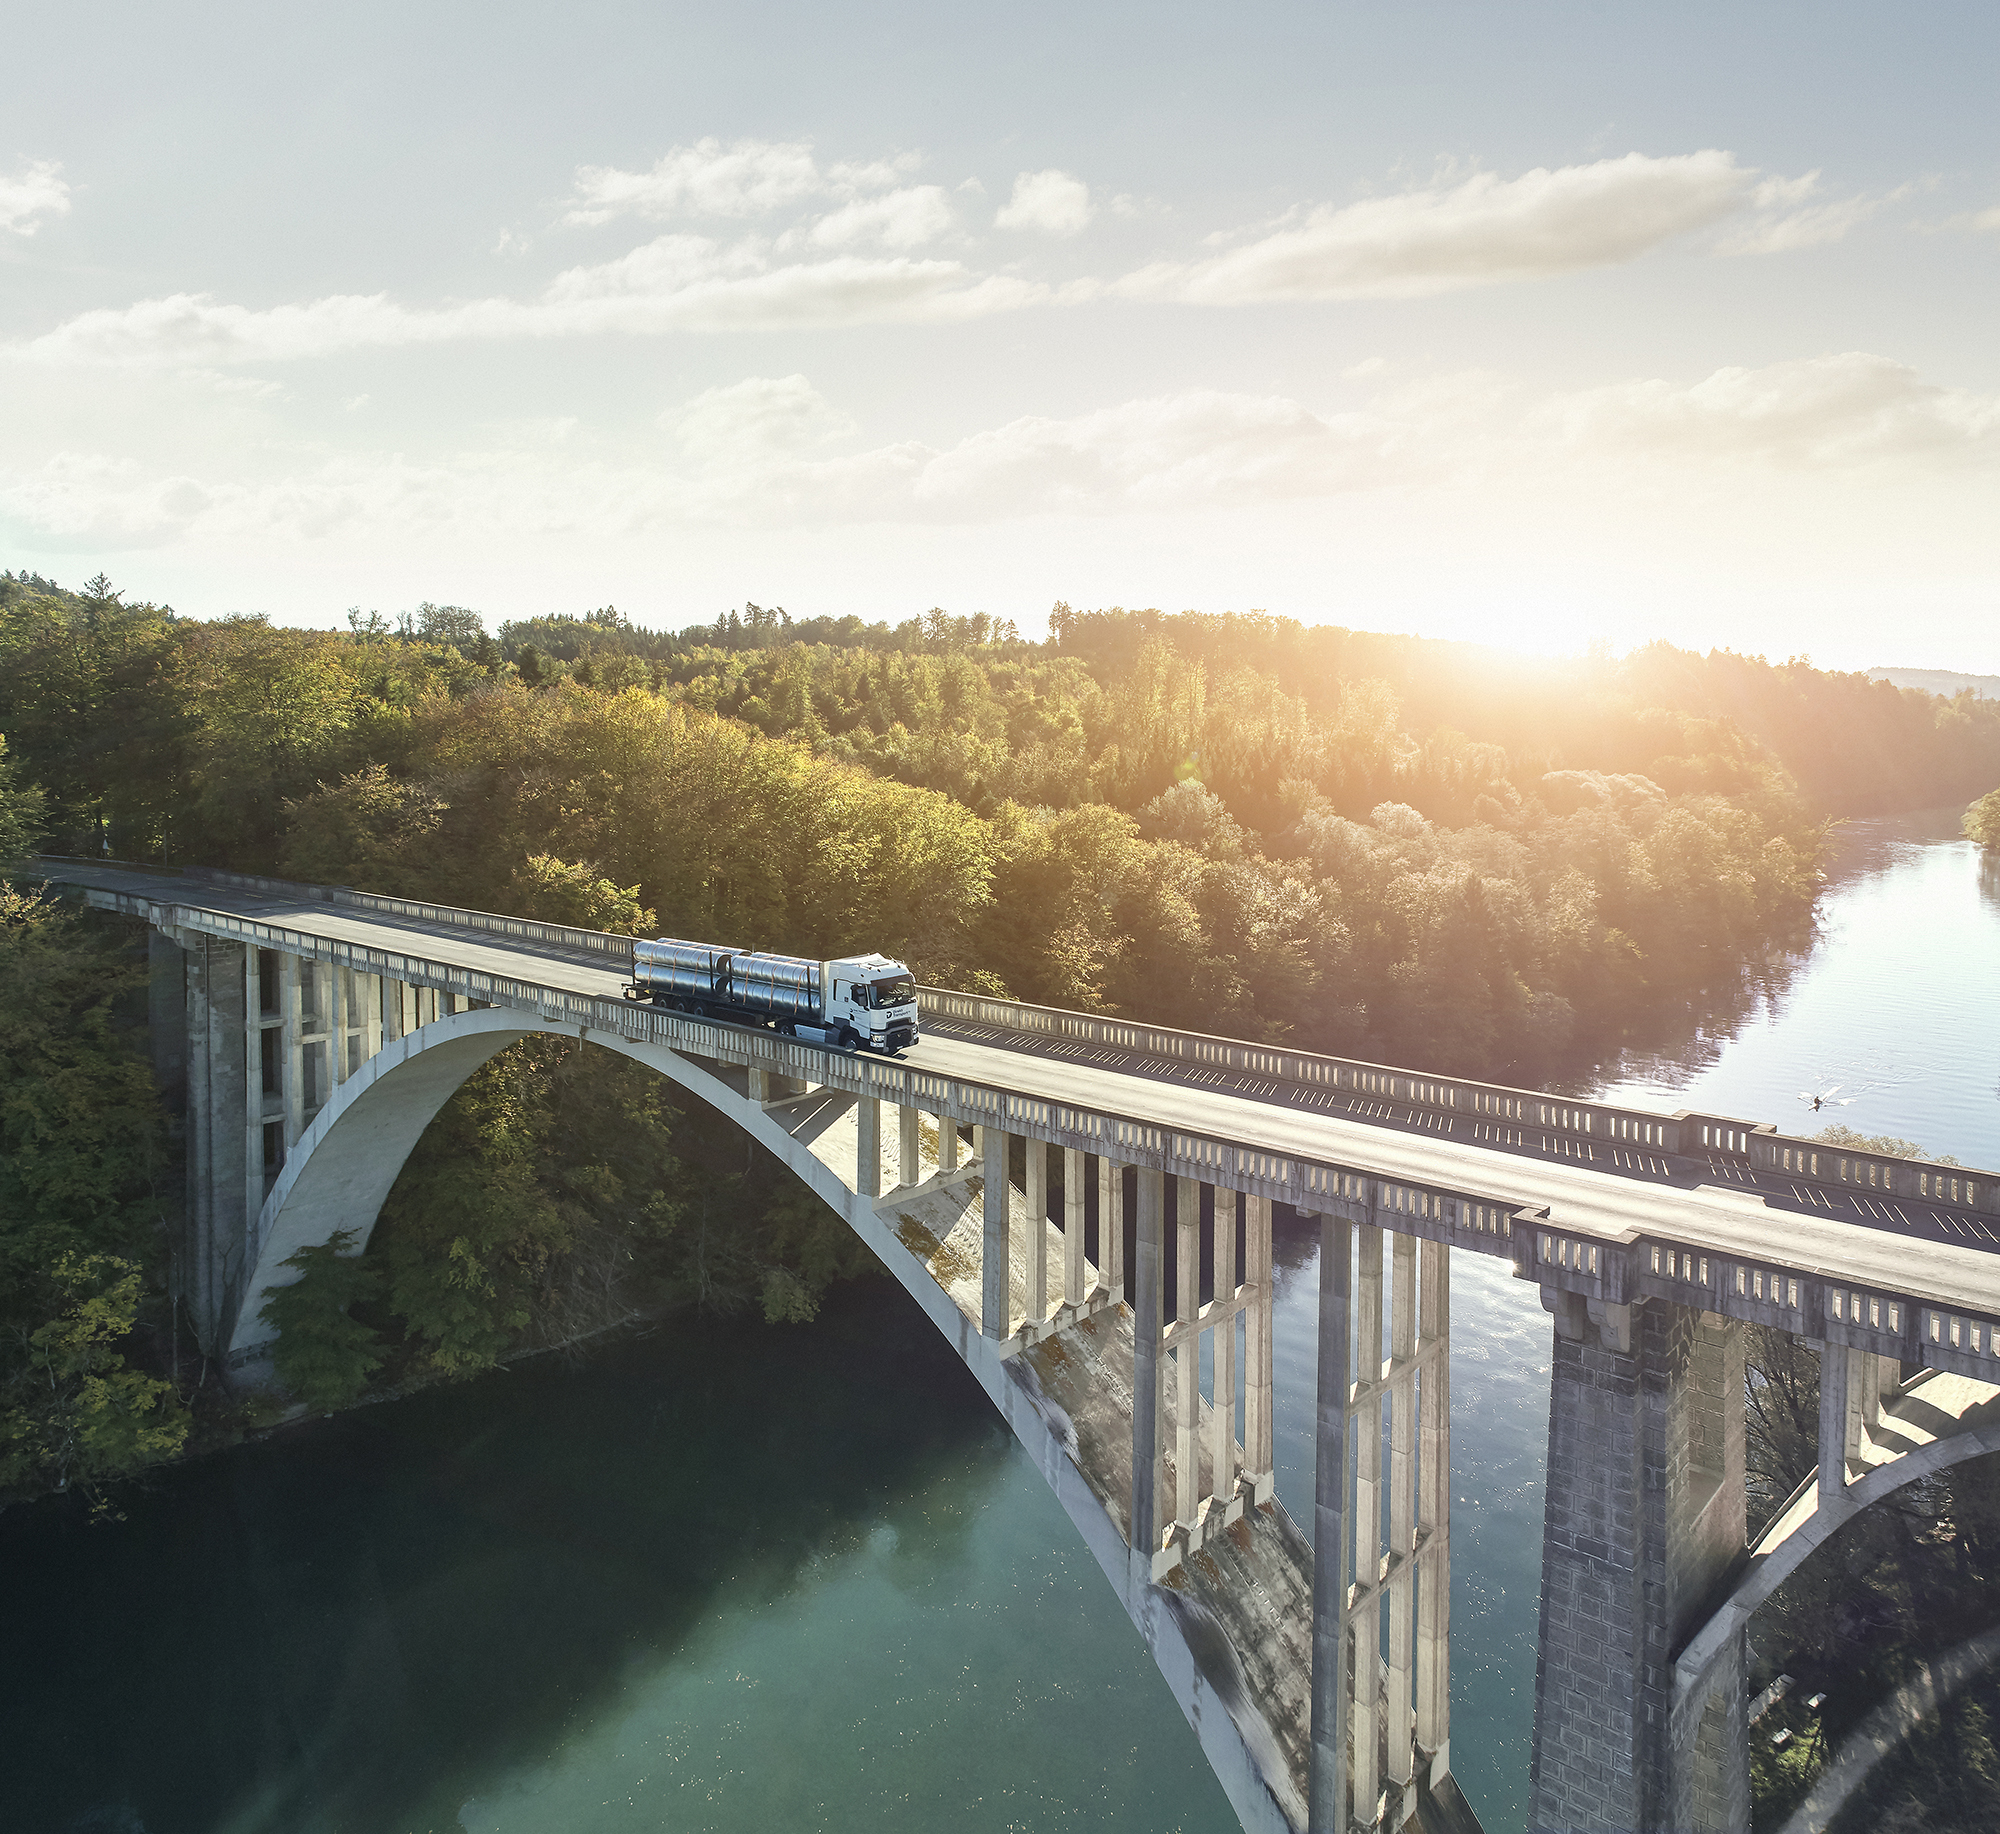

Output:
xmin=899 ymin=1102 xmax=921 ymax=1189
xmin=1131 ymin=1166 xmax=1165 ymax=1574
xmin=1063 ymin=1146 xmax=1086 ymax=1304
xmin=1098 ymin=1155 xmax=1125 ymax=1302
xmin=179 ymin=932 xmax=255 ymax=1357
xmin=1245 ymin=1195 xmax=1274 ymax=1502
xmin=1528 ymin=1297 xmax=1748 ymax=1833
xmin=1416 ymin=1238 xmax=1452 ymax=1776
xmin=1176 ymin=1176 xmax=1202 ymax=1539
xmin=981 ymin=1124 xmax=1010 ymax=1337
xmin=1308 ymin=1211 xmax=1353 ymax=1834
xmin=1025 ymin=1140 xmax=1048 ymax=1324
xmin=855 ymin=1095 xmax=881 ymax=1201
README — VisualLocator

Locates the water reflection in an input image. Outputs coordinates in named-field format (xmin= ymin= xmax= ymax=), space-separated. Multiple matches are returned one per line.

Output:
xmin=0 ymin=1287 xmax=1235 ymax=1834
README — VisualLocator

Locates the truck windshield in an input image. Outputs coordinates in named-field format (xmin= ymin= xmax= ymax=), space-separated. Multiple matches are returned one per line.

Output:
xmin=870 ymin=975 xmax=916 ymax=1007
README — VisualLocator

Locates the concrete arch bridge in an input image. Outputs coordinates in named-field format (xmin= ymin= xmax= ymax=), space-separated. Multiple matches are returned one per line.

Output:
xmin=41 ymin=858 xmax=2000 ymax=1834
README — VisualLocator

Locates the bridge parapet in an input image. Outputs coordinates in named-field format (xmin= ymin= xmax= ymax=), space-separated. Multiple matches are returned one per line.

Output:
xmin=922 ymin=985 xmax=1999 ymax=1223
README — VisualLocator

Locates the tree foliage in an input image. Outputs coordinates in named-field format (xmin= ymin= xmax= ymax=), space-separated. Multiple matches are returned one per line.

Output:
xmin=259 ymin=1230 xmax=385 ymax=1409
xmin=0 ymin=1252 xmax=187 ymax=1510
xmin=1967 ymin=788 xmax=2000 ymax=852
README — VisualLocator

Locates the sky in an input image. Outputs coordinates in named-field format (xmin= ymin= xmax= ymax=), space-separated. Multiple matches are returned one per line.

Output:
xmin=2 ymin=0 xmax=1997 ymax=670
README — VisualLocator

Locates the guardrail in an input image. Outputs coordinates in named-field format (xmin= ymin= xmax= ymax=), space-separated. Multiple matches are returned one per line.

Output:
xmin=29 ymin=856 xmax=638 ymax=971
xmin=917 ymin=985 xmax=1999 ymax=1218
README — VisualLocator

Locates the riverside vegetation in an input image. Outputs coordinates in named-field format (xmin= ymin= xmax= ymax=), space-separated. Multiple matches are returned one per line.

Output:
xmin=6 ymin=567 xmax=2000 ymax=1500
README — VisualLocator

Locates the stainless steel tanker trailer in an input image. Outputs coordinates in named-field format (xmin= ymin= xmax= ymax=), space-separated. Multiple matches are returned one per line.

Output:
xmin=623 ymin=937 xmax=919 ymax=1052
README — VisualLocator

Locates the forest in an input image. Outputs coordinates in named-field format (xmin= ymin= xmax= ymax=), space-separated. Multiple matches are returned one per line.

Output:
xmin=4 ymin=565 xmax=1999 ymax=1482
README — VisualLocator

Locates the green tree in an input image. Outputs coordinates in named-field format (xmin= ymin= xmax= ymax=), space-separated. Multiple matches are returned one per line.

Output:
xmin=1967 ymin=788 xmax=2000 ymax=851
xmin=507 ymin=854 xmax=656 ymax=934
xmin=259 ymin=1229 xmax=385 ymax=1408
xmin=0 ymin=1253 xmax=188 ymax=1510
xmin=0 ymin=734 xmax=46 ymax=869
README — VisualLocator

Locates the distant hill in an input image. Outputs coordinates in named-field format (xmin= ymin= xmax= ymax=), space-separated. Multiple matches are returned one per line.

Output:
xmin=1868 ymin=667 xmax=2000 ymax=700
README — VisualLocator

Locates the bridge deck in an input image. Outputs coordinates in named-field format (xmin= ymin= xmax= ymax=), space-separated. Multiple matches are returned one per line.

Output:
xmin=53 ymin=859 xmax=2000 ymax=1324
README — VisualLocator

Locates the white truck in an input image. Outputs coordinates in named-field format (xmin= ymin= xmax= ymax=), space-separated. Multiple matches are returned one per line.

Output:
xmin=624 ymin=937 xmax=919 ymax=1053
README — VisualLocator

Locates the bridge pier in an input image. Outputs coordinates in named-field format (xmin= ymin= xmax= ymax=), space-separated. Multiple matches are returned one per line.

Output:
xmin=1528 ymin=1297 xmax=1747 ymax=1833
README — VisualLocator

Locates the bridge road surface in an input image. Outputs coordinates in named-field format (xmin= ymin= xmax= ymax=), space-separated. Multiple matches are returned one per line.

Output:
xmin=45 ymin=860 xmax=2000 ymax=1324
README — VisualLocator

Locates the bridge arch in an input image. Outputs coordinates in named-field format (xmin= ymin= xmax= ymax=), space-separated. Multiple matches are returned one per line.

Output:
xmin=1671 ymin=1368 xmax=2000 ymax=1753
xmin=230 ymin=1004 xmax=982 ymax=1371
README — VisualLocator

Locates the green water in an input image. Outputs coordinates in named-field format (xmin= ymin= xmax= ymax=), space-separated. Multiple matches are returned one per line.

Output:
xmin=3 ymin=810 xmax=1995 ymax=1834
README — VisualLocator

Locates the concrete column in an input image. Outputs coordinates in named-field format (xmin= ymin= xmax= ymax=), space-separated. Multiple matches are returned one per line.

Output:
xmin=938 ymin=1113 xmax=960 ymax=1173
xmin=280 ymin=953 xmax=305 ymax=1150
xmin=183 ymin=934 xmax=252 ymax=1357
xmin=1415 ymin=1239 xmax=1452 ymax=1767
xmin=1818 ymin=1340 xmax=1852 ymax=1510
xmin=855 ymin=1095 xmax=881 ymax=1200
xmin=1063 ymin=1146 xmax=1087 ymax=1305
xmin=1387 ymin=1232 xmax=1418 ymax=1790
xmin=148 ymin=929 xmax=189 ymax=1117
xmin=1175 ymin=1176 xmax=1202 ymax=1532
xmin=1023 ymin=1139 xmax=1048 ymax=1323
xmin=381 ymin=978 xmax=403 ymax=1045
xmin=981 ymin=1124 xmax=1009 ymax=1338
xmin=1528 ymin=1300 xmax=1748 ymax=1833
xmin=1098 ymin=1154 xmax=1124 ymax=1301
xmin=1246 ymin=1194 xmax=1274 ymax=1492
xmin=330 ymin=962 xmax=350 ymax=1083
xmin=748 ymin=1066 xmax=771 ymax=1103
xmin=361 ymin=973 xmax=383 ymax=1063
xmin=1212 ymin=1188 xmax=1238 ymax=1512
xmin=1352 ymin=1222 xmax=1385 ymax=1825
xmin=899 ymin=1103 xmax=921 ymax=1187
xmin=1131 ymin=1166 xmax=1166 ymax=1564
xmin=1308 ymin=1211 xmax=1353 ymax=1834
xmin=241 ymin=948 xmax=262 ymax=1234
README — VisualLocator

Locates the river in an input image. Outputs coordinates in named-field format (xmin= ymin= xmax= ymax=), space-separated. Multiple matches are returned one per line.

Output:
xmin=4 ymin=810 xmax=1996 ymax=1834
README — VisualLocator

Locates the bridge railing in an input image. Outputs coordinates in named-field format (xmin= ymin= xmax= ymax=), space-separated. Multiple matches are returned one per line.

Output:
xmin=26 ymin=857 xmax=642 ymax=972
xmin=916 ymin=984 xmax=1999 ymax=1220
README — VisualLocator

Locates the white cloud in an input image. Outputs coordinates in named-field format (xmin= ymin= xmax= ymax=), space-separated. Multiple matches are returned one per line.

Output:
xmin=0 ymin=455 xmax=211 ymax=549
xmin=1543 ymin=353 xmax=2000 ymax=466
xmin=666 ymin=375 xmax=853 ymax=461
xmin=1113 ymin=151 xmax=1758 ymax=303
xmin=562 ymin=138 xmax=922 ymax=226
xmin=0 ymin=158 xmax=70 ymax=235
xmin=995 ymin=169 xmax=1093 ymax=236
xmin=1714 ymin=172 xmax=1905 ymax=255
xmin=16 ymin=239 xmax=1044 ymax=368
xmin=804 ymin=185 xmax=954 ymax=250
xmin=8 ymin=355 xmax=1997 ymax=558
xmin=565 ymin=139 xmax=825 ymax=224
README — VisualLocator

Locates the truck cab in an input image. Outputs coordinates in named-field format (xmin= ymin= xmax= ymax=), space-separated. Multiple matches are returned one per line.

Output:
xmin=824 ymin=953 xmax=920 ymax=1052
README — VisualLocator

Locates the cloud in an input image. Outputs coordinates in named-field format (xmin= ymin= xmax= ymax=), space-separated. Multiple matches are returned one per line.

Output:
xmin=0 ymin=455 xmax=211 ymax=549
xmin=1112 ymin=151 xmax=1758 ymax=303
xmin=803 ymin=185 xmax=954 ymax=250
xmin=666 ymin=375 xmax=853 ymax=461
xmin=1713 ymin=172 xmax=1905 ymax=255
xmin=17 ymin=238 xmax=1044 ymax=367
xmin=562 ymin=138 xmax=921 ymax=225
xmin=995 ymin=169 xmax=1093 ymax=236
xmin=1544 ymin=352 xmax=2000 ymax=467
xmin=9 ymin=354 xmax=1997 ymax=557
xmin=0 ymin=158 xmax=70 ymax=235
